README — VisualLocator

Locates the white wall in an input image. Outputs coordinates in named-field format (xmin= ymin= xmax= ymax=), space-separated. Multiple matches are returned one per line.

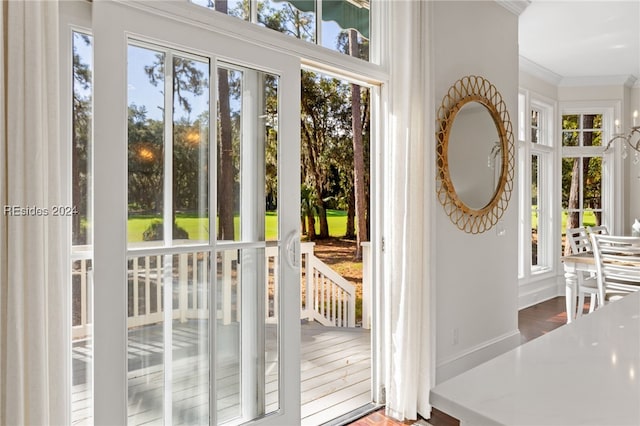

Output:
xmin=431 ymin=1 xmax=520 ymax=383
xmin=519 ymin=70 xmax=558 ymax=101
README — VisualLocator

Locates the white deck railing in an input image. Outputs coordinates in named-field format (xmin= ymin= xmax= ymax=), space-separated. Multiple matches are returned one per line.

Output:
xmin=71 ymin=242 xmax=364 ymax=339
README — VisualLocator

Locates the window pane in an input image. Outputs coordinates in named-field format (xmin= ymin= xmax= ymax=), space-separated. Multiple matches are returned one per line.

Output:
xmin=127 ymin=254 xmax=166 ymax=425
xmin=216 ymin=247 xmax=278 ymax=422
xmin=321 ymin=0 xmax=370 ymax=60
xmin=258 ymin=0 xmax=316 ymax=42
xmin=530 ymin=109 xmax=539 ymax=144
xmin=562 ymin=130 xmax=578 ymax=147
xmin=583 ymin=130 xmax=602 ymax=147
xmin=216 ymin=66 xmax=242 ymax=241
xmin=217 ymin=65 xmax=278 ymax=243
xmin=190 ymin=0 xmax=248 ymax=20
xmin=531 ymin=155 xmax=539 ymax=206
xmin=127 ymin=45 xmax=166 ymax=245
xmin=583 ymin=113 xmax=602 ymax=129
xmin=71 ymin=31 xmax=94 ymax=426
xmin=171 ymin=252 xmax=210 ymax=424
xmin=172 ymin=55 xmax=210 ymax=244
xmin=127 ymin=252 xmax=211 ymax=425
xmin=531 ymin=155 xmax=539 ymax=267
xmin=582 ymin=156 xmax=601 ymax=210
xmin=561 ymin=157 xmax=580 ymax=210
xmin=264 ymin=74 xmax=279 ymax=242
xmin=562 ymin=115 xmax=578 ymax=146
xmin=563 ymin=114 xmax=578 ymax=129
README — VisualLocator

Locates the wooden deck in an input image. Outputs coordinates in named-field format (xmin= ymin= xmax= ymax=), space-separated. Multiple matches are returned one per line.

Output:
xmin=72 ymin=321 xmax=371 ymax=425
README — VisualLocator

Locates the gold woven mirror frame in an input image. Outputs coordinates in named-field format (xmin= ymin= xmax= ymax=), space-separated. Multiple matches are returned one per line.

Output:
xmin=436 ymin=75 xmax=515 ymax=234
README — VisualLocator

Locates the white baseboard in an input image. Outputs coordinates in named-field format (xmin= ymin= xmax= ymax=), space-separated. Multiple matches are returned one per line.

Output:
xmin=518 ymin=275 xmax=564 ymax=310
xmin=435 ymin=329 xmax=521 ymax=384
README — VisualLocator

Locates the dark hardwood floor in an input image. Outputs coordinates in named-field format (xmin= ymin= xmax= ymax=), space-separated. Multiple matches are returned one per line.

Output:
xmin=349 ymin=296 xmax=573 ymax=426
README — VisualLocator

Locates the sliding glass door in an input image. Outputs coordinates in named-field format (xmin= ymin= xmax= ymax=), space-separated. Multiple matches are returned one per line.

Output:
xmin=93 ymin=2 xmax=300 ymax=424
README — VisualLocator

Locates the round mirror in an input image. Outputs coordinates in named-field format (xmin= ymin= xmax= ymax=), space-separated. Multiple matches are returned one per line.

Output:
xmin=436 ymin=75 xmax=514 ymax=234
xmin=448 ymin=102 xmax=502 ymax=210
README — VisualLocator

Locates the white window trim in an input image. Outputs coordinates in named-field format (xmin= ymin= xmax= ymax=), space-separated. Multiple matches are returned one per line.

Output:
xmin=518 ymin=89 xmax=557 ymax=286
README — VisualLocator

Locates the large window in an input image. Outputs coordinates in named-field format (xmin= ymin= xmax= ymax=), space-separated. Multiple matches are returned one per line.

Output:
xmin=518 ymin=93 xmax=554 ymax=278
xmin=561 ymin=113 xmax=604 ymax=255
xmin=190 ymin=0 xmax=370 ymax=60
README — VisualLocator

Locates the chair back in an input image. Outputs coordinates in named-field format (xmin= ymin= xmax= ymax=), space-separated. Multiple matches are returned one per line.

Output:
xmin=590 ymin=234 xmax=640 ymax=303
xmin=566 ymin=227 xmax=591 ymax=254
xmin=587 ymin=225 xmax=609 ymax=235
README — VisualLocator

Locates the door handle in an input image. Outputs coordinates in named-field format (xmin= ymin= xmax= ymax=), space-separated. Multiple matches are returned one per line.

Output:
xmin=285 ymin=231 xmax=300 ymax=268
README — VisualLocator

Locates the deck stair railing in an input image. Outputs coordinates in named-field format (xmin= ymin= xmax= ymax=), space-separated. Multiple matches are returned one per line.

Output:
xmin=71 ymin=241 xmax=360 ymax=339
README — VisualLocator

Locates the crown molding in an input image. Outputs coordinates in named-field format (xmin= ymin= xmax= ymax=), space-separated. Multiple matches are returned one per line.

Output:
xmin=519 ymin=56 xmax=562 ymax=85
xmin=520 ymin=56 xmax=639 ymax=88
xmin=559 ymin=75 xmax=638 ymax=88
xmin=496 ymin=0 xmax=531 ymax=16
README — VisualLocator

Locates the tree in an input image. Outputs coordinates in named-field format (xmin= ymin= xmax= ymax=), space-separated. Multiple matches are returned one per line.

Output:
xmin=137 ymin=45 xmax=214 ymax=239
xmin=300 ymin=184 xmax=318 ymax=240
xmin=301 ymin=71 xmax=352 ymax=238
xmin=127 ymin=104 xmax=164 ymax=214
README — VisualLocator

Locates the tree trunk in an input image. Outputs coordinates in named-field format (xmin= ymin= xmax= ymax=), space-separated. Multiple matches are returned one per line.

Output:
xmin=349 ymin=29 xmax=367 ymax=260
xmin=317 ymin=203 xmax=329 ymax=238
xmin=217 ymin=67 xmax=235 ymax=240
xmin=565 ymin=158 xmax=581 ymax=256
xmin=345 ymin=190 xmax=356 ymax=239
xmin=306 ymin=211 xmax=317 ymax=241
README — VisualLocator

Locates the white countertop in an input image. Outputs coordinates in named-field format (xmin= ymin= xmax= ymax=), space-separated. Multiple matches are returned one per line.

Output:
xmin=430 ymin=291 xmax=640 ymax=425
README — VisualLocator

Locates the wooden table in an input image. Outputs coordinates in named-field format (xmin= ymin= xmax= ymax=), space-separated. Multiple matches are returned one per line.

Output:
xmin=562 ymin=251 xmax=640 ymax=323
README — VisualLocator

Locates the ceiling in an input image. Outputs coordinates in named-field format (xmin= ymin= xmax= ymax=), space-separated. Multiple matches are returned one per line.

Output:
xmin=518 ymin=0 xmax=640 ymax=86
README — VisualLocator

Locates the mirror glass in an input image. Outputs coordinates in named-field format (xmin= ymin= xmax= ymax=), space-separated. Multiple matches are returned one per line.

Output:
xmin=448 ymin=102 xmax=501 ymax=209
xmin=435 ymin=75 xmax=514 ymax=234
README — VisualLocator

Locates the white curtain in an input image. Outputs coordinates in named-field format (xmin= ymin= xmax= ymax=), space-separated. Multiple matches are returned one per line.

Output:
xmin=0 ymin=1 xmax=69 ymax=425
xmin=384 ymin=0 xmax=433 ymax=421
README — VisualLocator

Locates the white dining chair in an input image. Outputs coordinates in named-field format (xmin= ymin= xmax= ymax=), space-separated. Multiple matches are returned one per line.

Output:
xmin=587 ymin=225 xmax=609 ymax=236
xmin=590 ymin=234 xmax=640 ymax=306
xmin=566 ymin=227 xmax=600 ymax=317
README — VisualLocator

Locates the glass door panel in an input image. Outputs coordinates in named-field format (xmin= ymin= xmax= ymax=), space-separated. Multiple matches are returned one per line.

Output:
xmin=126 ymin=42 xmax=212 ymax=425
xmin=216 ymin=63 xmax=282 ymax=424
xmin=93 ymin=4 xmax=300 ymax=424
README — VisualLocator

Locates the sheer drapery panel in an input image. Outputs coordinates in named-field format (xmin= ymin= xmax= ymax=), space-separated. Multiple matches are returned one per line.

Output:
xmin=0 ymin=1 xmax=69 ymax=425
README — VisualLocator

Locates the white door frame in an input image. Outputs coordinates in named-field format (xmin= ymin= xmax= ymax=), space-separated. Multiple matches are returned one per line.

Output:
xmin=93 ymin=2 xmax=300 ymax=424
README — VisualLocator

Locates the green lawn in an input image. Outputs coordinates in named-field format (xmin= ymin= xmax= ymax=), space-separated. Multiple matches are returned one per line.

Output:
xmin=128 ymin=210 xmax=349 ymax=242
xmin=531 ymin=210 xmax=598 ymax=233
